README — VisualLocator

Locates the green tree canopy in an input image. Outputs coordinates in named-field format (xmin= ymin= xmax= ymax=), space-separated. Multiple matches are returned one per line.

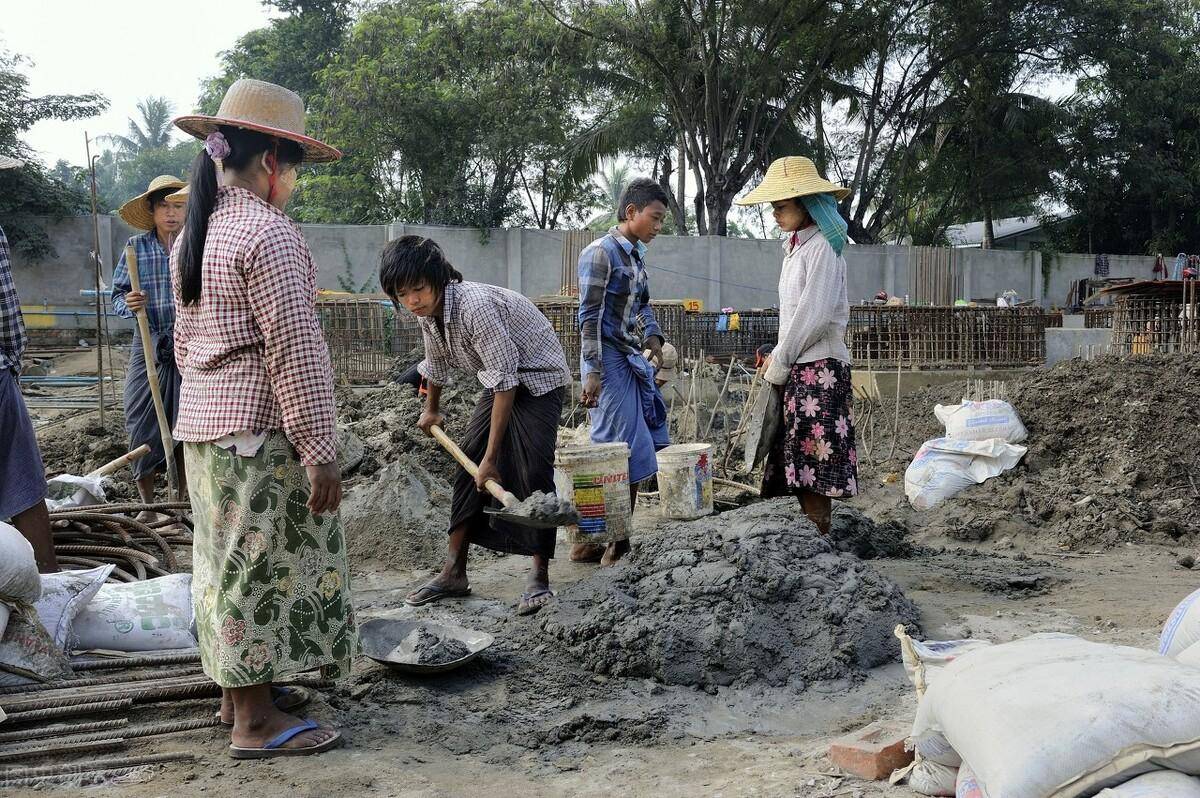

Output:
xmin=0 ymin=49 xmax=107 ymax=257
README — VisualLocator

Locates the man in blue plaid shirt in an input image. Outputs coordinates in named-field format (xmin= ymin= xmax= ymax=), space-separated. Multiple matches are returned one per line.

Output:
xmin=0 ymin=160 xmax=58 ymax=570
xmin=575 ymin=177 xmax=673 ymax=565
xmin=111 ymin=176 xmax=187 ymax=509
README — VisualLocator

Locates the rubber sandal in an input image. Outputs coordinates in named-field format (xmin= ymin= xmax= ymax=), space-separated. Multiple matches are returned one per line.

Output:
xmin=405 ymin=583 xmax=471 ymax=607
xmin=516 ymin=589 xmax=555 ymax=616
xmin=228 ymin=718 xmax=342 ymax=759
xmin=214 ymin=685 xmax=312 ymax=726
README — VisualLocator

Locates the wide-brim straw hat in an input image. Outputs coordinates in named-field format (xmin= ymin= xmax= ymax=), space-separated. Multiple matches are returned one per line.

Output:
xmin=118 ymin=175 xmax=187 ymax=230
xmin=0 ymin=155 xmax=24 ymax=170
xmin=735 ymin=156 xmax=850 ymax=205
xmin=173 ymin=78 xmax=341 ymax=163
xmin=168 ymin=185 xmax=189 ymax=202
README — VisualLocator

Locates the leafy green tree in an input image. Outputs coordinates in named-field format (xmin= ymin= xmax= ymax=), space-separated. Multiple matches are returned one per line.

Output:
xmin=318 ymin=0 xmax=604 ymax=228
xmin=1050 ymin=0 xmax=1200 ymax=254
xmin=541 ymin=0 xmax=867 ymax=236
xmin=0 ymin=49 xmax=106 ymax=257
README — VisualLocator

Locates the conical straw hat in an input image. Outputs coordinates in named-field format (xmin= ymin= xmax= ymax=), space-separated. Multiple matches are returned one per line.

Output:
xmin=118 ymin=174 xmax=187 ymax=230
xmin=735 ymin=156 xmax=849 ymax=205
xmin=173 ymin=78 xmax=341 ymax=163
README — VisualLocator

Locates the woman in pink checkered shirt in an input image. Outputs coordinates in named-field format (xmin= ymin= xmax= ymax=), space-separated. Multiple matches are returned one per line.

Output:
xmin=170 ymin=79 xmax=352 ymax=759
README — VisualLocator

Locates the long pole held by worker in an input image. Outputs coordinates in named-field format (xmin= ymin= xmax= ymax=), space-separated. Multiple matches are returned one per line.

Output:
xmin=126 ymin=244 xmax=180 ymax=501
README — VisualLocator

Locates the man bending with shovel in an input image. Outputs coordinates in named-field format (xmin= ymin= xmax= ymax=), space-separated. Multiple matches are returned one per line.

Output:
xmin=381 ymin=236 xmax=573 ymax=616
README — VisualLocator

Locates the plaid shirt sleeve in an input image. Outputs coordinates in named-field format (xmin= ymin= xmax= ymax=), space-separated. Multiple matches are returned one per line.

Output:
xmin=462 ymin=292 xmax=521 ymax=392
xmin=110 ymin=242 xmax=133 ymax=319
xmin=0 ymin=226 xmax=27 ymax=372
xmin=416 ymin=324 xmax=451 ymax=387
xmin=244 ymin=222 xmax=337 ymax=465
xmin=577 ymin=242 xmax=611 ymax=379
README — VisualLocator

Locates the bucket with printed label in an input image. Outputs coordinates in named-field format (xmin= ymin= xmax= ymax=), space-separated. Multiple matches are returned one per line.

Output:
xmin=656 ymin=443 xmax=714 ymax=520
xmin=555 ymin=443 xmax=632 ymax=545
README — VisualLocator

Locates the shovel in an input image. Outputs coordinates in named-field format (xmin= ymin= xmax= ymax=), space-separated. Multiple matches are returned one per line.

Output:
xmin=428 ymin=425 xmax=578 ymax=529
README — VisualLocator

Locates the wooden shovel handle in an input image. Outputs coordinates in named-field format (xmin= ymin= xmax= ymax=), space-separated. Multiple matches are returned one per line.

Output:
xmin=87 ymin=444 xmax=152 ymax=478
xmin=428 ymin=425 xmax=517 ymax=507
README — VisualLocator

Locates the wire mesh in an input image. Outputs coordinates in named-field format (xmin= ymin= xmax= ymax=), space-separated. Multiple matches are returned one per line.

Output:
xmin=1110 ymin=283 xmax=1200 ymax=355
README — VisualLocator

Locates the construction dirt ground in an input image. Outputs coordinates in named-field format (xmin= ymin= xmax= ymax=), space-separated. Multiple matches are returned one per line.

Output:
xmin=11 ymin=352 xmax=1200 ymax=797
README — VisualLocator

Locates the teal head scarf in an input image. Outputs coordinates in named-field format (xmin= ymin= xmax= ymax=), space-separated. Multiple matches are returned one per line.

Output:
xmin=799 ymin=192 xmax=849 ymax=256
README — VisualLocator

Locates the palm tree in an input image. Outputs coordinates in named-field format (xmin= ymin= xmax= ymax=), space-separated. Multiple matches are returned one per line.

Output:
xmin=595 ymin=160 xmax=630 ymax=213
xmin=104 ymin=97 xmax=175 ymax=157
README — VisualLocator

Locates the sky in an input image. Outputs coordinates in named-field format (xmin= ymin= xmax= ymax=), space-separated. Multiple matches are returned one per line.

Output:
xmin=4 ymin=0 xmax=274 ymax=167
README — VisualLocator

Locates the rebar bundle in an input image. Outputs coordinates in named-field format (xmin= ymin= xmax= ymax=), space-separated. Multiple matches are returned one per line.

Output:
xmin=47 ymin=503 xmax=190 ymax=578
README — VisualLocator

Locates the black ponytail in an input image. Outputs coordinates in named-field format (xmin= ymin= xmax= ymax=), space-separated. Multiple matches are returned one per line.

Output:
xmin=178 ymin=125 xmax=305 ymax=305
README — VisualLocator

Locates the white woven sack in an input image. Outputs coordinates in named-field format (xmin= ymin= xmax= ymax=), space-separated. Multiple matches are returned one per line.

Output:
xmin=935 ymin=400 xmax=1027 ymax=444
xmin=914 ymin=634 xmax=1200 ymax=798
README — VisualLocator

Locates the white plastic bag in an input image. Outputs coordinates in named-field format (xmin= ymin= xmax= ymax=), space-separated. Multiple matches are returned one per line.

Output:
xmin=1096 ymin=771 xmax=1200 ymax=797
xmin=34 ymin=565 xmax=114 ymax=651
xmin=935 ymin=400 xmax=1027 ymax=444
xmin=0 ymin=521 xmax=41 ymax=604
xmin=44 ymin=473 xmax=108 ymax=511
xmin=1161 ymin=587 xmax=1200 ymax=657
xmin=1177 ymin=640 xmax=1200 ymax=667
xmin=913 ymin=634 xmax=1200 ymax=798
xmin=73 ymin=574 xmax=196 ymax=652
xmin=905 ymin=437 xmax=1027 ymax=509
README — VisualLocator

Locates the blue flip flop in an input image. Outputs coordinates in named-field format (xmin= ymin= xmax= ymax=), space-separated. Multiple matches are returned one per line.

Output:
xmin=517 ymin=589 xmax=555 ymax=616
xmin=228 ymin=718 xmax=342 ymax=759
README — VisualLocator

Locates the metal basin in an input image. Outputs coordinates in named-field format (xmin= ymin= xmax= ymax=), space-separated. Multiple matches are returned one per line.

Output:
xmin=359 ymin=617 xmax=494 ymax=675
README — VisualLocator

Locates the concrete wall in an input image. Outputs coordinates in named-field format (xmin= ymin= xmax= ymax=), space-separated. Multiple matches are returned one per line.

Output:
xmin=11 ymin=215 xmax=1159 ymax=319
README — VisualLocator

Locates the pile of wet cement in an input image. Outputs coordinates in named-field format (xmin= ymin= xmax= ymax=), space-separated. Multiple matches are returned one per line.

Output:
xmin=405 ymin=628 xmax=472 ymax=665
xmin=538 ymin=499 xmax=919 ymax=689
xmin=857 ymin=354 xmax=1200 ymax=548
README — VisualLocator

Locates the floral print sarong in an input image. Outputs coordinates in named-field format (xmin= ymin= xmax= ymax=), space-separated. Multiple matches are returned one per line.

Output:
xmin=762 ymin=358 xmax=860 ymax=499
xmin=184 ymin=431 xmax=356 ymax=688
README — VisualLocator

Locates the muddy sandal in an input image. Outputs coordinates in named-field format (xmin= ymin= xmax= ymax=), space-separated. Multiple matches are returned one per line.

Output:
xmin=517 ymin=589 xmax=554 ymax=616
xmin=405 ymin=583 xmax=471 ymax=607
xmin=228 ymin=719 xmax=342 ymax=759
xmin=214 ymin=685 xmax=312 ymax=726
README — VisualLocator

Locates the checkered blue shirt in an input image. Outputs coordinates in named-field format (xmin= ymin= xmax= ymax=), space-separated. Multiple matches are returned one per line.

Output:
xmin=112 ymin=231 xmax=175 ymax=333
xmin=0 ymin=225 xmax=27 ymax=373
xmin=577 ymin=227 xmax=663 ymax=378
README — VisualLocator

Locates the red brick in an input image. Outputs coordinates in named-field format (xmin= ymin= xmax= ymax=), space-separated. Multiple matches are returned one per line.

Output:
xmin=827 ymin=720 xmax=914 ymax=780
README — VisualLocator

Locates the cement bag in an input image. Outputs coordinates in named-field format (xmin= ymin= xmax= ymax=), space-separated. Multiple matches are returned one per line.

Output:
xmin=913 ymin=634 xmax=1200 ymax=798
xmin=0 ymin=603 xmax=74 ymax=685
xmin=1160 ymin=587 xmax=1200 ymax=657
xmin=1096 ymin=771 xmax=1200 ymax=797
xmin=73 ymin=574 xmax=195 ymax=652
xmin=908 ymin=760 xmax=958 ymax=797
xmin=1176 ymin=640 xmax=1200 ymax=667
xmin=905 ymin=437 xmax=1026 ymax=510
xmin=0 ymin=521 xmax=41 ymax=604
xmin=935 ymin=400 xmax=1027 ymax=444
xmin=34 ymin=565 xmax=114 ymax=651
xmin=955 ymin=764 xmax=984 ymax=798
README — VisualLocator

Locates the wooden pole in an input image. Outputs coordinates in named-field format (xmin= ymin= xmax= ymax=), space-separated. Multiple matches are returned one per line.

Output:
xmin=87 ymin=445 xmax=151 ymax=478
xmin=126 ymin=245 xmax=180 ymax=501
xmin=85 ymin=134 xmax=104 ymax=425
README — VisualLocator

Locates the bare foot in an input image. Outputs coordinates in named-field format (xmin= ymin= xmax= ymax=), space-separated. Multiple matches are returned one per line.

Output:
xmin=600 ymin=539 xmax=631 ymax=566
xmin=570 ymin=543 xmax=604 ymax=563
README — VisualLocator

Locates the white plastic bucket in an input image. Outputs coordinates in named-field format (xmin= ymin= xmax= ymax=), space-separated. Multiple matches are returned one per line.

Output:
xmin=555 ymin=443 xmax=632 ymax=545
xmin=656 ymin=443 xmax=713 ymax=520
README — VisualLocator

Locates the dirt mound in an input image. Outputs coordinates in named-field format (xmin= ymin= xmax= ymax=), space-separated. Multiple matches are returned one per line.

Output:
xmin=538 ymin=499 xmax=919 ymax=689
xmin=341 ymin=460 xmax=452 ymax=572
xmin=36 ymin=415 xmax=139 ymax=502
xmin=830 ymin=505 xmax=913 ymax=559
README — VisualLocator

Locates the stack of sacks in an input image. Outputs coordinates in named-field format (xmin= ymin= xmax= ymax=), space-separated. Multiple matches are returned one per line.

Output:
xmin=905 ymin=399 xmax=1028 ymax=510
xmin=909 ymin=633 xmax=1200 ymax=797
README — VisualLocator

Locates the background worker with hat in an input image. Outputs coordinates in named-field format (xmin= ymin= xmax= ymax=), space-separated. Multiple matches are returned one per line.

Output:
xmin=0 ymin=154 xmax=57 ymax=572
xmin=171 ymin=78 xmax=352 ymax=759
xmin=111 ymin=174 xmax=189 ymax=512
xmin=736 ymin=156 xmax=860 ymax=535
